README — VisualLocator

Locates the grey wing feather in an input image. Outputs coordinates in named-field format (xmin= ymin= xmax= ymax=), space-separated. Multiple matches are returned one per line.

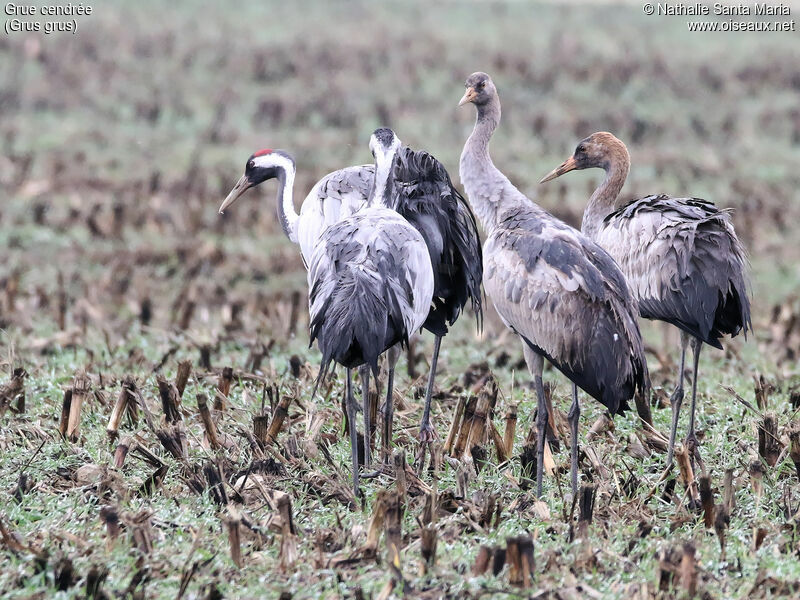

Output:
xmin=316 ymin=165 xmax=375 ymax=201
xmin=599 ymin=195 xmax=751 ymax=347
xmin=485 ymin=206 xmax=647 ymax=414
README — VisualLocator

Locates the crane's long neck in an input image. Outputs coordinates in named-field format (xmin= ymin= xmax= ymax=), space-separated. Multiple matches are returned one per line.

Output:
xmin=581 ymin=153 xmax=630 ymax=239
xmin=276 ymin=166 xmax=299 ymax=242
xmin=459 ymin=99 xmax=504 ymax=235
xmin=370 ymin=154 xmax=395 ymax=209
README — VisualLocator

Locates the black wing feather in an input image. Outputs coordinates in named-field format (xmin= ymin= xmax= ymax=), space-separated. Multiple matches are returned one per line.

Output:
xmin=392 ymin=147 xmax=483 ymax=336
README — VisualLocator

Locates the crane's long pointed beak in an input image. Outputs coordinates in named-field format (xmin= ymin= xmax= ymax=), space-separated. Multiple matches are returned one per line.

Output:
xmin=539 ymin=156 xmax=578 ymax=184
xmin=458 ymin=88 xmax=477 ymax=107
xmin=219 ymin=174 xmax=252 ymax=214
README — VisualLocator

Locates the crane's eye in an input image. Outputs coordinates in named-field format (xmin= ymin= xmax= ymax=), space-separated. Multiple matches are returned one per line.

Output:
xmin=248 ymin=160 xmax=255 ymax=170
xmin=477 ymin=81 xmax=485 ymax=90
xmin=576 ymin=145 xmax=586 ymax=154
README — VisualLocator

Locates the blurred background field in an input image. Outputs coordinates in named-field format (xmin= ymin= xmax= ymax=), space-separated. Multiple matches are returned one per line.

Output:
xmin=2 ymin=1 xmax=800 ymax=598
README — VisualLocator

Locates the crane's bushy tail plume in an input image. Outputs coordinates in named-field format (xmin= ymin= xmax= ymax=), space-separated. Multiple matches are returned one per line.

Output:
xmin=392 ymin=147 xmax=483 ymax=336
xmin=309 ymin=259 xmax=413 ymax=393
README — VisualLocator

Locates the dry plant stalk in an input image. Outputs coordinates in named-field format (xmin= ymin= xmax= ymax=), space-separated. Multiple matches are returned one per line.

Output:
xmin=503 ymin=404 xmax=517 ymax=458
xmin=57 ymin=271 xmax=67 ymax=331
xmin=473 ymin=546 xmax=491 ymax=575
xmin=420 ymin=526 xmax=437 ymax=572
xmin=757 ymin=413 xmax=782 ymax=467
xmin=215 ymin=367 xmax=234 ymax=411
xmin=99 ymin=505 xmax=121 ymax=548
xmin=139 ymin=464 xmax=169 ymax=497
xmin=466 ymin=389 xmax=491 ymax=453
xmin=129 ymin=511 xmax=154 ymax=555
xmin=58 ymin=389 xmax=72 ymax=438
xmin=586 ymin=413 xmax=613 ymax=442
xmin=444 ymin=395 xmax=467 ymax=455
xmin=490 ymin=422 xmax=509 ymax=463
xmin=699 ymin=475 xmax=715 ymax=528
xmin=107 ymin=379 xmax=137 ymax=440
xmin=196 ymin=394 xmax=220 ymax=450
xmin=157 ymin=376 xmax=182 ymax=424
xmin=385 ymin=490 xmax=403 ymax=568
xmin=253 ymin=414 xmax=270 ymax=448
xmin=175 ymin=360 xmax=192 ymax=399
xmin=679 ymin=543 xmax=697 ymax=596
xmin=364 ymin=490 xmax=389 ymax=554
xmin=453 ymin=395 xmax=477 ymax=457
xmin=506 ymin=536 xmax=534 ymax=587
xmin=715 ymin=504 xmax=730 ymax=559
xmin=113 ymin=436 xmax=134 ymax=468
xmin=634 ymin=388 xmax=653 ymax=427
xmin=225 ymin=507 xmax=243 ymax=568
xmin=394 ymin=450 xmax=407 ymax=502
xmin=278 ymin=494 xmax=297 ymax=572
xmin=267 ymin=395 xmax=292 ymax=443
xmin=675 ymin=445 xmax=699 ymax=504
xmin=0 ymin=368 xmax=27 ymax=419
xmin=543 ymin=383 xmax=559 ymax=448
xmin=748 ymin=460 xmax=764 ymax=503
xmin=753 ymin=526 xmax=767 ymax=551
xmin=753 ymin=374 xmax=772 ymax=411
xmin=789 ymin=428 xmax=800 ymax=479
xmin=67 ymin=371 xmax=91 ymax=442
xmin=287 ymin=290 xmax=301 ymax=337
xmin=155 ymin=426 xmax=186 ymax=461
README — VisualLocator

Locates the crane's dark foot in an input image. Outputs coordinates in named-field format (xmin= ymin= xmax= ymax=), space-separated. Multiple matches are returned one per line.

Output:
xmin=418 ymin=421 xmax=438 ymax=444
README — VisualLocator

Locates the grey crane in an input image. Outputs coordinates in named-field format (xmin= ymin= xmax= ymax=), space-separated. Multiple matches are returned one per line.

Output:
xmin=459 ymin=73 xmax=648 ymax=497
xmin=540 ymin=131 xmax=751 ymax=466
xmin=308 ymin=132 xmax=434 ymax=495
xmin=220 ymin=149 xmax=383 ymax=464
xmin=220 ymin=132 xmax=482 ymax=463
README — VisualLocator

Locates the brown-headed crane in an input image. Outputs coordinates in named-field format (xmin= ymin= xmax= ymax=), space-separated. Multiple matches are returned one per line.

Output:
xmin=540 ymin=131 xmax=751 ymax=467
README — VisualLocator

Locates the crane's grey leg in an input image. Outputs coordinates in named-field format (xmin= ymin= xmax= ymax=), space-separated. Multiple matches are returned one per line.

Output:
xmin=568 ymin=383 xmax=580 ymax=496
xmin=361 ymin=366 xmax=371 ymax=468
xmin=346 ymin=368 xmax=360 ymax=497
xmin=686 ymin=336 xmax=703 ymax=469
xmin=523 ymin=341 xmax=547 ymax=498
xmin=666 ymin=331 xmax=689 ymax=466
xmin=382 ymin=344 xmax=401 ymax=463
xmin=419 ymin=335 xmax=442 ymax=443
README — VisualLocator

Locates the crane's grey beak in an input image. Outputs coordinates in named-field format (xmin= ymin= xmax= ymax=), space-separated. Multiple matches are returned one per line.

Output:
xmin=539 ymin=156 xmax=578 ymax=184
xmin=458 ymin=87 xmax=477 ymax=107
xmin=219 ymin=174 xmax=252 ymax=213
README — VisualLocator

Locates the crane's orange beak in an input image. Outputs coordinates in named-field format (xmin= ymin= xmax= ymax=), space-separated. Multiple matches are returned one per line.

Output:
xmin=219 ymin=174 xmax=252 ymax=214
xmin=539 ymin=156 xmax=578 ymax=184
xmin=459 ymin=87 xmax=478 ymax=107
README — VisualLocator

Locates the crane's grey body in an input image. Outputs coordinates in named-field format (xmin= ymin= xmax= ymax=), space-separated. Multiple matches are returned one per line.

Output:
xmin=307 ymin=134 xmax=434 ymax=495
xmin=308 ymin=207 xmax=433 ymax=373
xmin=459 ymin=73 xmax=647 ymax=497
xmin=540 ymin=131 xmax=751 ymax=467
xmin=593 ymin=196 xmax=749 ymax=349
xmin=482 ymin=206 xmax=645 ymax=414
xmin=297 ymin=165 xmax=374 ymax=265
